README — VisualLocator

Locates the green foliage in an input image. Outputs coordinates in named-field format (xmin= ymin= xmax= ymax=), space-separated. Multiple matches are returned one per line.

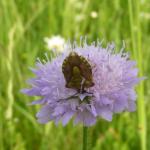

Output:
xmin=0 ymin=0 xmax=149 ymax=149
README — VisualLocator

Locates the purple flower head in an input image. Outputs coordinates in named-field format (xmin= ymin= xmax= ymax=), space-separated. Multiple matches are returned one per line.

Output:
xmin=21 ymin=40 xmax=143 ymax=126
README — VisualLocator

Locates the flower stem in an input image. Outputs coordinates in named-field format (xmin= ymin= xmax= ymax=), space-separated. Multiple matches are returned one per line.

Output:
xmin=83 ymin=126 xmax=88 ymax=150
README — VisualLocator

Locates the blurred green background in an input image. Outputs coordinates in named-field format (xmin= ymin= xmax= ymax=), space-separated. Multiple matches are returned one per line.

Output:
xmin=0 ymin=0 xmax=149 ymax=150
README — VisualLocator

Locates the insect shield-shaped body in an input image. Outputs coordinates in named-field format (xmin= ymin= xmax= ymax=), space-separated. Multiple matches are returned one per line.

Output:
xmin=62 ymin=52 xmax=94 ymax=92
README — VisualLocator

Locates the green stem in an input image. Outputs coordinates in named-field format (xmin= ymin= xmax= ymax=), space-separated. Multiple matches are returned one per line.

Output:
xmin=128 ymin=1 xmax=147 ymax=150
xmin=128 ymin=0 xmax=137 ymax=59
xmin=83 ymin=126 xmax=88 ymax=150
xmin=136 ymin=1 xmax=147 ymax=150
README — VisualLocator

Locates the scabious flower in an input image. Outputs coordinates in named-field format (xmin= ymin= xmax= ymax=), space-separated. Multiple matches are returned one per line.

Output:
xmin=21 ymin=40 xmax=143 ymax=126
xmin=44 ymin=35 xmax=65 ymax=53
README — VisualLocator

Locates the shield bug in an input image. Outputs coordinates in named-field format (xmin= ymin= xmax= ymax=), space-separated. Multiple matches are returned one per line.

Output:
xmin=62 ymin=52 xmax=94 ymax=93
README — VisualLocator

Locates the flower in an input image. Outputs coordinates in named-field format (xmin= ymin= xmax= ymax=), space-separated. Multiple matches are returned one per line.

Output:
xmin=90 ymin=11 xmax=98 ymax=19
xmin=44 ymin=35 xmax=65 ymax=53
xmin=21 ymin=40 xmax=143 ymax=126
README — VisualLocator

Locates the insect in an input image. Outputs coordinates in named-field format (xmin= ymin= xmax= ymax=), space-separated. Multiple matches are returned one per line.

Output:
xmin=62 ymin=51 xmax=94 ymax=93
